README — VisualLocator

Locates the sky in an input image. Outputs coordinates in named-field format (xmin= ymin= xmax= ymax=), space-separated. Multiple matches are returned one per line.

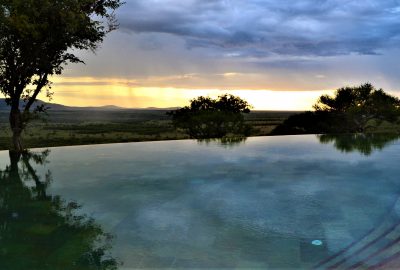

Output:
xmin=49 ymin=0 xmax=400 ymax=110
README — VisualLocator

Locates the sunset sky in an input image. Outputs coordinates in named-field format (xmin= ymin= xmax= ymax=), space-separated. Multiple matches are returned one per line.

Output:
xmin=48 ymin=0 xmax=400 ymax=110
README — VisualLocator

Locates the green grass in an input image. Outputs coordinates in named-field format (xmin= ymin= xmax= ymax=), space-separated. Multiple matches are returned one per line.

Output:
xmin=0 ymin=110 xmax=297 ymax=150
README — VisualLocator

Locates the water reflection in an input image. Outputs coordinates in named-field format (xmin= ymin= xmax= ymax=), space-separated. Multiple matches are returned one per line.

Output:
xmin=318 ymin=133 xmax=400 ymax=155
xmin=2 ymin=135 xmax=400 ymax=269
xmin=197 ymin=136 xmax=247 ymax=148
xmin=0 ymin=150 xmax=119 ymax=270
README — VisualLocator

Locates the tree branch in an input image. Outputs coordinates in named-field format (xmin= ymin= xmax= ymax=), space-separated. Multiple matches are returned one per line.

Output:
xmin=24 ymin=73 xmax=48 ymax=113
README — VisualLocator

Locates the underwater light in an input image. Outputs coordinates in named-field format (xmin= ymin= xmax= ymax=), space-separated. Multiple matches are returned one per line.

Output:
xmin=312 ymin=240 xmax=323 ymax=246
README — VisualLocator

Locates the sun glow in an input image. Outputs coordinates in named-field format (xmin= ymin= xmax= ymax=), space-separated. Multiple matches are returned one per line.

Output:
xmin=43 ymin=76 xmax=334 ymax=110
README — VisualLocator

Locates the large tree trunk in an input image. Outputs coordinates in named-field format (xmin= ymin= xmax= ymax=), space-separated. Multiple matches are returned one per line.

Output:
xmin=9 ymin=108 xmax=24 ymax=152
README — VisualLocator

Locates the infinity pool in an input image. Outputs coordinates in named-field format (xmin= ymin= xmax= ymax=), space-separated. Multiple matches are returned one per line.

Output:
xmin=1 ymin=134 xmax=400 ymax=269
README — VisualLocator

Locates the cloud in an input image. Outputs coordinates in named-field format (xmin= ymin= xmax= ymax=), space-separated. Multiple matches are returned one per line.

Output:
xmin=118 ymin=0 xmax=400 ymax=57
xmin=60 ymin=0 xmax=400 ymax=101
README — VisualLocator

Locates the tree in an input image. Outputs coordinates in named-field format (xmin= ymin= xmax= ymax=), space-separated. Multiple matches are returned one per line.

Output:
xmin=167 ymin=94 xmax=252 ymax=139
xmin=271 ymin=111 xmax=350 ymax=135
xmin=272 ymin=83 xmax=400 ymax=135
xmin=0 ymin=0 xmax=123 ymax=152
xmin=314 ymin=83 xmax=400 ymax=132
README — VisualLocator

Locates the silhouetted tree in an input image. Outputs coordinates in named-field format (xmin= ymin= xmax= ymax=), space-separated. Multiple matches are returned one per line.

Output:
xmin=271 ymin=111 xmax=352 ymax=135
xmin=168 ymin=94 xmax=252 ymax=139
xmin=272 ymin=84 xmax=400 ymax=135
xmin=0 ymin=0 xmax=122 ymax=152
xmin=314 ymin=83 xmax=400 ymax=132
xmin=0 ymin=150 xmax=119 ymax=269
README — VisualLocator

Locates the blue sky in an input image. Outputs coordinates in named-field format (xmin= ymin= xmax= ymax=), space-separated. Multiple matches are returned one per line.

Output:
xmin=54 ymin=0 xmax=400 ymax=109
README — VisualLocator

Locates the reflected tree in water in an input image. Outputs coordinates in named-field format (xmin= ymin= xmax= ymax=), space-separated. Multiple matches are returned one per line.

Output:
xmin=0 ymin=150 xmax=119 ymax=270
xmin=197 ymin=136 xmax=248 ymax=148
xmin=318 ymin=133 xmax=400 ymax=156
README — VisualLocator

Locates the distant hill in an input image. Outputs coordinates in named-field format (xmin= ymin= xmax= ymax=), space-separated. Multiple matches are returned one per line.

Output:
xmin=145 ymin=107 xmax=180 ymax=111
xmin=0 ymin=99 xmax=295 ymax=112
xmin=0 ymin=98 xmax=156 ymax=111
xmin=0 ymin=99 xmax=70 ymax=111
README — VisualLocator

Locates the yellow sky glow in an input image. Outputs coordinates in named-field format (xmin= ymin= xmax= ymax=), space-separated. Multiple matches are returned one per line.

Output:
xmin=42 ymin=76 xmax=334 ymax=110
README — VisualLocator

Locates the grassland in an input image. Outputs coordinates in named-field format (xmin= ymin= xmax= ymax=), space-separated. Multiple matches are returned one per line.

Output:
xmin=0 ymin=109 xmax=298 ymax=150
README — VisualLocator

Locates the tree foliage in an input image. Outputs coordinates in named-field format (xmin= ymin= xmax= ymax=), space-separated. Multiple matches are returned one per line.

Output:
xmin=0 ymin=0 xmax=122 ymax=151
xmin=168 ymin=94 xmax=252 ymax=139
xmin=272 ymin=83 xmax=400 ymax=135
xmin=314 ymin=83 xmax=400 ymax=131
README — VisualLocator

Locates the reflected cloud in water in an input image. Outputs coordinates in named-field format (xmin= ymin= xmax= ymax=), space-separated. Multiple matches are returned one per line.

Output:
xmin=318 ymin=133 xmax=400 ymax=156
xmin=0 ymin=150 xmax=119 ymax=270
xmin=1 ymin=135 xmax=400 ymax=268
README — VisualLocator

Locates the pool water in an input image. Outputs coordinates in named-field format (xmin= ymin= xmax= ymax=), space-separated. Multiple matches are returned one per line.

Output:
xmin=1 ymin=134 xmax=400 ymax=269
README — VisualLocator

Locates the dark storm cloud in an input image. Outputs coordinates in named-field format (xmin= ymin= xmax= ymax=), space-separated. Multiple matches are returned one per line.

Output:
xmin=118 ymin=0 xmax=400 ymax=57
